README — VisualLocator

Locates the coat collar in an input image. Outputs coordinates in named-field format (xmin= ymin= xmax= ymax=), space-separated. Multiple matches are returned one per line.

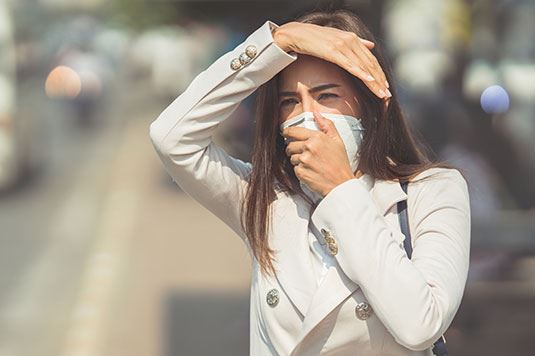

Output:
xmin=269 ymin=174 xmax=408 ymax=353
xmin=370 ymin=176 xmax=408 ymax=215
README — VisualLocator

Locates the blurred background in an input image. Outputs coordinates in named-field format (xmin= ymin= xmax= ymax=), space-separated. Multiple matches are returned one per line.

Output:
xmin=0 ymin=0 xmax=533 ymax=355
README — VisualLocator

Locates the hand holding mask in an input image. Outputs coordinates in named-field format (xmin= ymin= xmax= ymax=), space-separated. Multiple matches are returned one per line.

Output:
xmin=280 ymin=111 xmax=366 ymax=203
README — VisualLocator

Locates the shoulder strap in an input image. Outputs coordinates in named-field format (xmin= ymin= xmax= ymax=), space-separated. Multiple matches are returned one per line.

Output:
xmin=396 ymin=181 xmax=448 ymax=356
xmin=397 ymin=181 xmax=413 ymax=259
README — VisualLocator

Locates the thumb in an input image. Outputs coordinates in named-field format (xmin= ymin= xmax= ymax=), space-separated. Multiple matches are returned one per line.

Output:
xmin=313 ymin=111 xmax=339 ymax=139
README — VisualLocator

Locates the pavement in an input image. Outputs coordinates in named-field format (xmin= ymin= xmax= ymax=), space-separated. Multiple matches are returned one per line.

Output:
xmin=95 ymin=102 xmax=252 ymax=356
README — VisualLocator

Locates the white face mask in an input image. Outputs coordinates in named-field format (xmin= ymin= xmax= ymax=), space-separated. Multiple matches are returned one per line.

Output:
xmin=279 ymin=111 xmax=365 ymax=203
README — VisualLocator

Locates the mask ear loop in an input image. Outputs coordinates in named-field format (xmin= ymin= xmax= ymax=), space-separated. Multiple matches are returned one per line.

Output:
xmin=355 ymin=115 xmax=376 ymax=132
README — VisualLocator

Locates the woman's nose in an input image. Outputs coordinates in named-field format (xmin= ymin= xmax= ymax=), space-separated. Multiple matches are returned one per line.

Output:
xmin=302 ymin=97 xmax=319 ymax=113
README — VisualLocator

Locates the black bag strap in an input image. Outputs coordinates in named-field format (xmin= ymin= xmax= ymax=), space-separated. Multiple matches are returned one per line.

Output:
xmin=397 ymin=181 xmax=448 ymax=356
xmin=397 ymin=183 xmax=413 ymax=259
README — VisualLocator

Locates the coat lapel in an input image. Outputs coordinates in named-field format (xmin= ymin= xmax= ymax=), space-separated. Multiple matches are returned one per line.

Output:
xmin=287 ymin=175 xmax=408 ymax=353
xmin=269 ymin=192 xmax=318 ymax=317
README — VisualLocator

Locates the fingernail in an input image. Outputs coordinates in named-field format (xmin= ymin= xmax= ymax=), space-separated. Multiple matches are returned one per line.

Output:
xmin=378 ymin=89 xmax=386 ymax=98
xmin=366 ymin=74 xmax=375 ymax=81
xmin=385 ymin=80 xmax=390 ymax=88
xmin=386 ymin=88 xmax=392 ymax=97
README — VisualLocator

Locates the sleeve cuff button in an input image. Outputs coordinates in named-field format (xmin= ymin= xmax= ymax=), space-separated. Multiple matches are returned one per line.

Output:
xmin=239 ymin=52 xmax=252 ymax=65
xmin=245 ymin=45 xmax=257 ymax=58
xmin=230 ymin=58 xmax=242 ymax=70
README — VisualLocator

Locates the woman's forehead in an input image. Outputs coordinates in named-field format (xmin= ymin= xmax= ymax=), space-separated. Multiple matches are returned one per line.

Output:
xmin=278 ymin=55 xmax=348 ymax=91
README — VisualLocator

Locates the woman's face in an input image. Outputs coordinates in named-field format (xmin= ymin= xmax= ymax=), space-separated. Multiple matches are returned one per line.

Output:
xmin=277 ymin=54 xmax=363 ymax=125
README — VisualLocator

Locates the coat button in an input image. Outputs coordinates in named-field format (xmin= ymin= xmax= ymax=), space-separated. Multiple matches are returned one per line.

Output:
xmin=327 ymin=239 xmax=338 ymax=255
xmin=266 ymin=288 xmax=279 ymax=307
xmin=321 ymin=228 xmax=338 ymax=255
xmin=239 ymin=52 xmax=252 ymax=65
xmin=245 ymin=45 xmax=257 ymax=58
xmin=355 ymin=301 xmax=373 ymax=320
xmin=230 ymin=58 xmax=242 ymax=70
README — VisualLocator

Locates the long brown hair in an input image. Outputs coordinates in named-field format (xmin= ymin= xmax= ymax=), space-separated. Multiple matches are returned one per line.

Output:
xmin=240 ymin=8 xmax=442 ymax=277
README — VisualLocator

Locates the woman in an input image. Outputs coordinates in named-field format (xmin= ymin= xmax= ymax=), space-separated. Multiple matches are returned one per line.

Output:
xmin=149 ymin=8 xmax=470 ymax=356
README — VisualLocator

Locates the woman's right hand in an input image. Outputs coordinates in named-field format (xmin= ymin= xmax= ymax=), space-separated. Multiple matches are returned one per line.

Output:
xmin=273 ymin=21 xmax=392 ymax=100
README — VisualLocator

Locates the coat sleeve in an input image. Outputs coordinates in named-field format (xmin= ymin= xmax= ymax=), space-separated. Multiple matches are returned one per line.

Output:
xmin=149 ymin=21 xmax=297 ymax=251
xmin=310 ymin=168 xmax=471 ymax=351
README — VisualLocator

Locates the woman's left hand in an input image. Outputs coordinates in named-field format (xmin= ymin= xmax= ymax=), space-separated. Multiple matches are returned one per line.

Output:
xmin=282 ymin=111 xmax=356 ymax=197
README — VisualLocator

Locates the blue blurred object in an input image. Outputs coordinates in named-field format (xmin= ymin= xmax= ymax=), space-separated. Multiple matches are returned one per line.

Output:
xmin=480 ymin=85 xmax=510 ymax=114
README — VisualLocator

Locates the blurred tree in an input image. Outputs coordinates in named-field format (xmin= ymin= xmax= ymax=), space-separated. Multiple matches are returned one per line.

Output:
xmin=104 ymin=0 xmax=178 ymax=30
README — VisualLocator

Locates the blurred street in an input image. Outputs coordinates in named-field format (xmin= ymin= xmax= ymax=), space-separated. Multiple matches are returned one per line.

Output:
xmin=0 ymin=72 xmax=251 ymax=355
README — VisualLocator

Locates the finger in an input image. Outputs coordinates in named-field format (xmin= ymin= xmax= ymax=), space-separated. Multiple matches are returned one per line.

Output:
xmin=285 ymin=140 xmax=305 ymax=156
xmin=354 ymin=43 xmax=390 ymax=90
xmin=331 ymin=47 xmax=375 ymax=84
xmin=349 ymin=45 xmax=389 ymax=96
xmin=337 ymin=49 xmax=387 ymax=99
xmin=289 ymin=154 xmax=301 ymax=166
xmin=282 ymin=126 xmax=317 ymax=141
xmin=355 ymin=45 xmax=388 ymax=89
xmin=320 ymin=31 xmax=388 ymax=99
xmin=347 ymin=49 xmax=391 ymax=99
xmin=384 ymin=95 xmax=391 ymax=108
xmin=313 ymin=111 xmax=338 ymax=137
xmin=359 ymin=38 xmax=375 ymax=48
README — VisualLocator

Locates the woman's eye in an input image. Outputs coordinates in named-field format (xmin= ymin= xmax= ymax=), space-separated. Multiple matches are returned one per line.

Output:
xmin=280 ymin=98 xmax=298 ymax=106
xmin=318 ymin=93 xmax=338 ymax=100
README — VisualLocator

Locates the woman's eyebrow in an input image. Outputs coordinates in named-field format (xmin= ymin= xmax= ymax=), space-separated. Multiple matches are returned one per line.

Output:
xmin=279 ymin=83 xmax=341 ymax=97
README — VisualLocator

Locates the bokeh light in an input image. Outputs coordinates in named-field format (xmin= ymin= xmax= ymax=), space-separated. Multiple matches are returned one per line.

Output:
xmin=45 ymin=65 xmax=82 ymax=98
xmin=480 ymin=85 xmax=510 ymax=114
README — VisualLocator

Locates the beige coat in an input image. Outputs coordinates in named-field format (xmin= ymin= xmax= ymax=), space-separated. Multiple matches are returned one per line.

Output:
xmin=149 ymin=20 xmax=471 ymax=356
